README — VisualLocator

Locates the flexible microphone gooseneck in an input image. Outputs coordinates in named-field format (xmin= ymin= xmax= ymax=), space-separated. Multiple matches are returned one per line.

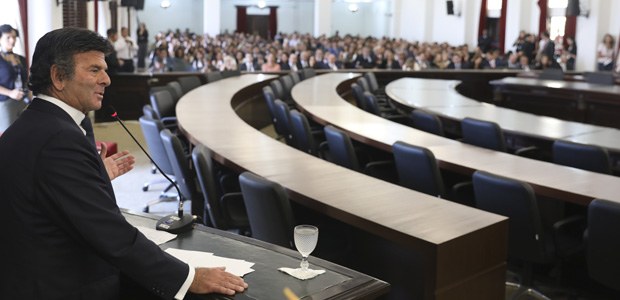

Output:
xmin=107 ymin=106 xmax=194 ymax=234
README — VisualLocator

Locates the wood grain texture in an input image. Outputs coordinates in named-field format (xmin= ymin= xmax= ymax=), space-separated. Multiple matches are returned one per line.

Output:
xmin=176 ymin=74 xmax=508 ymax=299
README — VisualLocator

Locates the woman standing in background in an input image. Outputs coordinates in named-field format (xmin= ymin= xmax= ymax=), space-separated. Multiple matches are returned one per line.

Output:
xmin=0 ymin=24 xmax=27 ymax=132
xmin=136 ymin=23 xmax=149 ymax=70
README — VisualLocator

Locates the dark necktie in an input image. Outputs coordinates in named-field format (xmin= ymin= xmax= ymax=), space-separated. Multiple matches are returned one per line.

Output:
xmin=80 ymin=117 xmax=96 ymax=148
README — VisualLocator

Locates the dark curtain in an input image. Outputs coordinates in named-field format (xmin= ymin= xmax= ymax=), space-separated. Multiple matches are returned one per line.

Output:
xmin=538 ymin=0 xmax=548 ymax=36
xmin=94 ymin=0 xmax=99 ymax=33
xmin=268 ymin=6 xmax=278 ymax=40
xmin=563 ymin=15 xmax=576 ymax=48
xmin=17 ymin=0 xmax=28 ymax=65
xmin=236 ymin=6 xmax=247 ymax=34
xmin=478 ymin=0 xmax=487 ymax=38
xmin=498 ymin=0 xmax=507 ymax=53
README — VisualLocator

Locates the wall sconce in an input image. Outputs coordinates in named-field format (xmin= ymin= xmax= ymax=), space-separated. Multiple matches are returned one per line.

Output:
xmin=160 ymin=0 xmax=171 ymax=9
xmin=257 ymin=0 xmax=266 ymax=9
xmin=348 ymin=3 xmax=359 ymax=13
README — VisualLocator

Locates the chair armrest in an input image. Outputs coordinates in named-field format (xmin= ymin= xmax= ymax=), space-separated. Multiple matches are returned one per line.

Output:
xmin=451 ymin=181 xmax=475 ymax=207
xmin=514 ymin=146 xmax=540 ymax=159
xmin=364 ymin=160 xmax=398 ymax=183
xmin=220 ymin=192 xmax=249 ymax=228
xmin=552 ymin=214 xmax=586 ymax=258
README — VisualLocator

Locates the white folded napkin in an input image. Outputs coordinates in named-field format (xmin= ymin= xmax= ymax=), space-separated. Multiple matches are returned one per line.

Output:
xmin=278 ymin=267 xmax=325 ymax=280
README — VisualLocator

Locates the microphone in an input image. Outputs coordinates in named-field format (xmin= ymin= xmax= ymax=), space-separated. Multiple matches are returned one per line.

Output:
xmin=107 ymin=106 xmax=194 ymax=234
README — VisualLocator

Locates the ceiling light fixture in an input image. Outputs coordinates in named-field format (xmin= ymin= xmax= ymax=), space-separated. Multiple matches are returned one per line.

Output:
xmin=160 ymin=0 xmax=171 ymax=9
xmin=257 ymin=0 xmax=266 ymax=9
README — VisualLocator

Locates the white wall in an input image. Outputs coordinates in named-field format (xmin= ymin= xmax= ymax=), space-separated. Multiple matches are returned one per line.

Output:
xmin=27 ymin=0 xmax=62 ymax=63
xmin=398 ymin=0 xmax=429 ymax=41
xmin=135 ymin=0 xmax=204 ymax=39
xmin=431 ymin=0 xmax=467 ymax=45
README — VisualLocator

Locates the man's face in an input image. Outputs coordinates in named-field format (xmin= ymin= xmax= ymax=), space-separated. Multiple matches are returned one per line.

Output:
xmin=59 ymin=51 xmax=110 ymax=114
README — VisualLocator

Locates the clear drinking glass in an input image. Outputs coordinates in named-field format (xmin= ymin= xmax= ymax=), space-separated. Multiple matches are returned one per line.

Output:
xmin=293 ymin=225 xmax=319 ymax=275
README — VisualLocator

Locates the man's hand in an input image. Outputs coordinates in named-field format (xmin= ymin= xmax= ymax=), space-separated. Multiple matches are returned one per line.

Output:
xmin=100 ymin=143 xmax=135 ymax=181
xmin=189 ymin=267 xmax=248 ymax=296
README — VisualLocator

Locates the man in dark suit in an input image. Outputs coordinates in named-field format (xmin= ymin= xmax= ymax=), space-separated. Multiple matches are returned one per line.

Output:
xmin=0 ymin=27 xmax=247 ymax=300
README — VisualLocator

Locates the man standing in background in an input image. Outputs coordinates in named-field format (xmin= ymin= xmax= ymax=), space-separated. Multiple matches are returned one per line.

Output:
xmin=115 ymin=27 xmax=138 ymax=73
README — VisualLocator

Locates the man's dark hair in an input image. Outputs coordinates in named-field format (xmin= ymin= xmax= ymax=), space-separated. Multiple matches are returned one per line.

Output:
xmin=29 ymin=27 xmax=112 ymax=95
xmin=0 ymin=24 xmax=18 ymax=37
xmin=106 ymin=28 xmax=117 ymax=37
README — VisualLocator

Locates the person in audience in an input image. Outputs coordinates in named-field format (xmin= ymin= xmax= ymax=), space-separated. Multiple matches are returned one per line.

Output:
xmin=170 ymin=46 xmax=191 ymax=71
xmin=0 ymin=24 xmax=28 ymax=132
xmin=150 ymin=47 xmax=170 ymax=73
xmin=191 ymin=48 xmax=208 ymax=72
xmin=535 ymin=54 xmax=561 ymax=70
xmin=313 ymin=49 xmax=327 ymax=69
xmin=0 ymin=27 xmax=247 ymax=299
xmin=565 ymin=36 xmax=577 ymax=71
xmin=597 ymin=33 xmax=615 ymax=71
xmin=355 ymin=46 xmax=376 ymax=69
xmin=402 ymin=57 xmax=419 ymax=71
xmin=279 ymin=52 xmax=291 ymax=70
xmin=136 ymin=22 xmax=149 ymax=69
xmin=482 ymin=48 xmax=506 ymax=69
xmin=517 ymin=55 xmax=531 ymax=71
xmin=447 ymin=53 xmax=470 ymax=69
xmin=105 ymin=28 xmax=122 ymax=74
xmin=221 ymin=55 xmax=238 ymax=71
xmin=239 ymin=53 xmax=257 ymax=72
xmin=506 ymin=52 xmax=520 ymax=69
xmin=325 ymin=53 xmax=341 ymax=70
xmin=114 ymin=27 xmax=138 ymax=72
xmin=520 ymin=33 xmax=536 ymax=63
xmin=288 ymin=53 xmax=302 ymax=71
xmin=379 ymin=49 xmax=401 ymax=70
xmin=477 ymin=29 xmax=493 ymax=53
xmin=537 ymin=31 xmax=555 ymax=64
xmin=261 ymin=53 xmax=281 ymax=72
xmin=471 ymin=53 xmax=485 ymax=69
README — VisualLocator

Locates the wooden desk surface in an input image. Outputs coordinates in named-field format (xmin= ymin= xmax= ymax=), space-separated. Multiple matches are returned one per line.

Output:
xmin=294 ymin=74 xmax=620 ymax=206
xmin=123 ymin=210 xmax=389 ymax=299
xmin=487 ymin=77 xmax=620 ymax=147
xmin=176 ymin=74 xmax=508 ymax=299
xmin=491 ymin=77 xmax=620 ymax=95
xmin=387 ymin=78 xmax=616 ymax=143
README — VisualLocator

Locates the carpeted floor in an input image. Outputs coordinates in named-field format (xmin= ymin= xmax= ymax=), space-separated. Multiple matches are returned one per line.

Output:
xmin=94 ymin=121 xmax=190 ymax=216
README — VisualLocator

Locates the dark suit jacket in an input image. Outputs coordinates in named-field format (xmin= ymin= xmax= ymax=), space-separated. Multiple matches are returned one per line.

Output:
xmin=0 ymin=99 xmax=188 ymax=300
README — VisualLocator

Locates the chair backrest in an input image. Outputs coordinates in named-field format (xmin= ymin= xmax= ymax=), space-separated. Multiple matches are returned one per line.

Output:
xmin=584 ymin=72 xmax=615 ymax=85
xmin=206 ymin=71 xmax=223 ymax=83
xmin=392 ymin=141 xmax=445 ymax=197
xmin=357 ymin=77 xmax=371 ymax=93
xmin=350 ymin=83 xmax=367 ymax=111
xmin=289 ymin=109 xmax=317 ymax=156
xmin=472 ymin=171 xmax=550 ymax=263
xmin=410 ymin=109 xmax=445 ymax=136
xmin=142 ymin=104 xmax=158 ymax=120
xmin=160 ymin=129 xmax=200 ymax=206
xmin=239 ymin=172 xmax=295 ymax=248
xmin=539 ymin=68 xmax=564 ymax=80
xmin=270 ymin=79 xmax=285 ymax=101
xmin=587 ymin=199 xmax=620 ymax=291
xmin=178 ymin=76 xmax=202 ymax=95
xmin=138 ymin=116 xmax=173 ymax=175
xmin=279 ymin=75 xmax=294 ymax=102
xmin=301 ymin=68 xmax=316 ymax=80
xmin=324 ymin=125 xmax=361 ymax=171
xmin=150 ymin=90 xmax=176 ymax=120
xmin=273 ymin=99 xmax=294 ymax=146
xmin=365 ymin=72 xmax=380 ymax=93
xmin=362 ymin=91 xmax=382 ymax=115
xmin=221 ymin=69 xmax=241 ymax=78
xmin=263 ymin=87 xmax=288 ymax=138
xmin=191 ymin=145 xmax=225 ymax=228
xmin=290 ymin=71 xmax=301 ymax=84
xmin=166 ymin=81 xmax=183 ymax=103
xmin=552 ymin=140 xmax=611 ymax=174
xmin=461 ymin=117 xmax=506 ymax=152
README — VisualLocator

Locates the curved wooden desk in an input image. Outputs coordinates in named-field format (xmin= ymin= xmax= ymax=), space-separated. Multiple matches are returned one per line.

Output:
xmin=177 ymin=74 xmax=508 ymax=300
xmin=490 ymin=77 xmax=620 ymax=129
xmin=387 ymin=77 xmax=620 ymax=153
xmin=293 ymin=73 xmax=620 ymax=206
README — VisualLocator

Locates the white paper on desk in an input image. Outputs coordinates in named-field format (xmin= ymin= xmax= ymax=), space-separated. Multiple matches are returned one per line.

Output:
xmin=136 ymin=226 xmax=177 ymax=245
xmin=165 ymin=248 xmax=255 ymax=277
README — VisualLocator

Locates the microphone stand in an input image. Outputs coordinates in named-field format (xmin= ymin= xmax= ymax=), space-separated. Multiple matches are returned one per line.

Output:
xmin=108 ymin=107 xmax=194 ymax=234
